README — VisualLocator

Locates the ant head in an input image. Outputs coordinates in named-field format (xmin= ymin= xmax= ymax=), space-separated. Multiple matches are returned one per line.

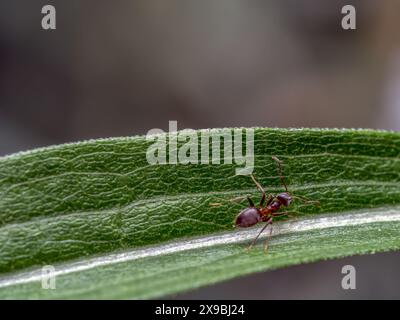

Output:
xmin=234 ymin=207 xmax=262 ymax=228
xmin=276 ymin=192 xmax=292 ymax=207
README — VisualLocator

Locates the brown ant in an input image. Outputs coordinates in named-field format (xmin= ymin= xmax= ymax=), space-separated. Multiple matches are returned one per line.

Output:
xmin=234 ymin=156 xmax=319 ymax=252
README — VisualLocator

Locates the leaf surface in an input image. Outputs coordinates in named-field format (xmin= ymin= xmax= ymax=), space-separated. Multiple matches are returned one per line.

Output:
xmin=0 ymin=128 xmax=399 ymax=298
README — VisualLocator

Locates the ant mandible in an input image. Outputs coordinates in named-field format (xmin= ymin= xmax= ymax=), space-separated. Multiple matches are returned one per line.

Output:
xmin=234 ymin=156 xmax=319 ymax=252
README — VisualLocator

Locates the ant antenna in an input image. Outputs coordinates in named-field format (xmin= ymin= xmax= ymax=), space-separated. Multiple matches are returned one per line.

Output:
xmin=250 ymin=174 xmax=265 ymax=194
xmin=272 ymin=156 xmax=288 ymax=192
xmin=291 ymin=195 xmax=320 ymax=206
xmin=272 ymin=156 xmax=319 ymax=207
xmin=250 ymin=174 xmax=268 ymax=207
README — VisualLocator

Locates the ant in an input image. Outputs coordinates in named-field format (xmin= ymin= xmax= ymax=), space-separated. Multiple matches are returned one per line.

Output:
xmin=234 ymin=156 xmax=319 ymax=252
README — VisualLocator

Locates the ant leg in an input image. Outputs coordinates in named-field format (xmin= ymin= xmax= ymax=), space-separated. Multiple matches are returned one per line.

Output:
xmin=292 ymin=195 xmax=320 ymax=206
xmin=247 ymin=217 xmax=273 ymax=251
xmin=211 ymin=194 xmax=256 ymax=207
xmin=263 ymin=224 xmax=273 ymax=252
xmin=272 ymin=211 xmax=297 ymax=219
xmin=260 ymin=193 xmax=266 ymax=207
xmin=260 ymin=193 xmax=274 ymax=208
xmin=272 ymin=156 xmax=288 ymax=192
xmin=209 ymin=202 xmax=222 ymax=207
xmin=229 ymin=195 xmax=251 ymax=203
xmin=230 ymin=193 xmax=274 ymax=208
xmin=250 ymin=174 xmax=267 ymax=206
xmin=265 ymin=194 xmax=274 ymax=206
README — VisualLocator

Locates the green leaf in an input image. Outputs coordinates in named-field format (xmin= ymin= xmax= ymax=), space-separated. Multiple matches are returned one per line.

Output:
xmin=0 ymin=128 xmax=399 ymax=299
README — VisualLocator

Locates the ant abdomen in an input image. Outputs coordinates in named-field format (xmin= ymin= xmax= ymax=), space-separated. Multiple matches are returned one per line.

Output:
xmin=234 ymin=207 xmax=262 ymax=228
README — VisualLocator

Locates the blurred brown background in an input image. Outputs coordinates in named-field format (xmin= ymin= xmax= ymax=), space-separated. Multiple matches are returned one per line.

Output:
xmin=0 ymin=0 xmax=399 ymax=299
